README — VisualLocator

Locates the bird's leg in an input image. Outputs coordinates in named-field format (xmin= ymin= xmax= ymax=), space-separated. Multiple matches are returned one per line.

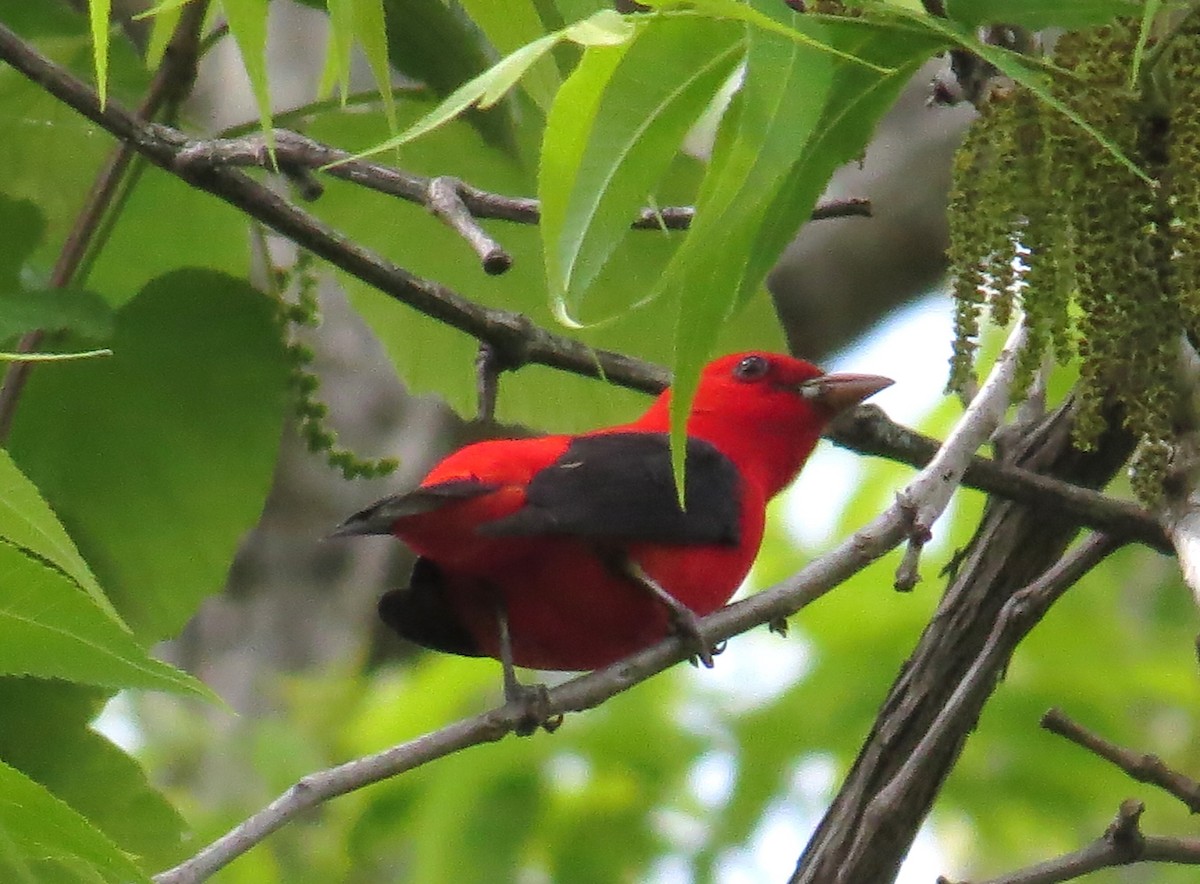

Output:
xmin=614 ymin=557 xmax=719 ymax=668
xmin=494 ymin=599 xmax=562 ymax=736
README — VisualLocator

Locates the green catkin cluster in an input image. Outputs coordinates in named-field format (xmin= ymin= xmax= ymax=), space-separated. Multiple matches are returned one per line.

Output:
xmin=279 ymin=253 xmax=398 ymax=480
xmin=945 ymin=95 xmax=1020 ymax=392
xmin=947 ymin=17 xmax=1200 ymax=504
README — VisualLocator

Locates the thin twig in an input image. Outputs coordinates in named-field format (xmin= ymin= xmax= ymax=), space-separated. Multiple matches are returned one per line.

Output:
xmin=944 ymin=799 xmax=1200 ymax=884
xmin=891 ymin=322 xmax=1027 ymax=590
xmin=1041 ymin=707 xmax=1200 ymax=813
xmin=427 ymin=176 xmax=512 ymax=274
xmin=173 ymin=129 xmax=873 ymax=231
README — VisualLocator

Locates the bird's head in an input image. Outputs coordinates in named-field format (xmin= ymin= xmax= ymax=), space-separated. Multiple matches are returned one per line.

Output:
xmin=637 ymin=352 xmax=893 ymax=496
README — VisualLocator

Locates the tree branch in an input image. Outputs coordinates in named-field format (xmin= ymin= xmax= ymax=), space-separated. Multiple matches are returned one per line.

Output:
xmin=792 ymin=398 xmax=1137 ymax=883
xmin=892 ymin=321 xmax=1026 ymax=590
xmin=1041 ymin=707 xmax=1200 ymax=813
xmin=0 ymin=22 xmax=1169 ymax=555
xmin=944 ymin=799 xmax=1200 ymax=884
xmin=172 ymin=128 xmax=872 ymax=270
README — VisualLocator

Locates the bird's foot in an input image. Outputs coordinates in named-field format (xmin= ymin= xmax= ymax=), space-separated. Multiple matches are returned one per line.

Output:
xmin=505 ymin=680 xmax=562 ymax=736
xmin=768 ymin=617 xmax=789 ymax=637
xmin=668 ymin=606 xmax=721 ymax=669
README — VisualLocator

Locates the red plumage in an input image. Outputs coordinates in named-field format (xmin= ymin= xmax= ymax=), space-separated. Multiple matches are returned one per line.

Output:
xmin=336 ymin=352 xmax=891 ymax=673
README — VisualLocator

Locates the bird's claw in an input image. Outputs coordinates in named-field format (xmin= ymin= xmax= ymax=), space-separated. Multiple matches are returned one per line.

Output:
xmin=505 ymin=681 xmax=562 ymax=736
xmin=768 ymin=617 xmax=789 ymax=637
xmin=670 ymin=607 xmax=718 ymax=669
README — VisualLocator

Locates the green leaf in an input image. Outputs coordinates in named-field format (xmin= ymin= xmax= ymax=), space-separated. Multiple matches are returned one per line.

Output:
xmin=641 ymin=0 xmax=893 ymax=72
xmin=0 ymin=543 xmax=210 ymax=697
xmin=458 ymin=0 xmax=563 ymax=111
xmin=352 ymin=0 xmax=397 ymax=130
xmin=7 ymin=269 xmax=290 ymax=641
xmin=138 ymin=3 xmax=182 ymax=69
xmin=664 ymin=11 xmax=944 ymax=485
xmin=0 ymin=680 xmax=189 ymax=872
xmin=324 ymin=0 xmax=358 ymax=104
xmin=944 ymin=0 xmax=1139 ymax=29
xmin=1129 ymin=0 xmax=1162 ymax=86
xmin=221 ymin=0 xmax=274 ymax=149
xmin=540 ymin=15 xmax=745 ymax=323
xmin=0 ymin=195 xmax=45 ymax=292
xmin=348 ymin=8 xmax=632 ymax=156
xmin=0 ymin=15 xmax=149 ymax=269
xmin=83 ymin=169 xmax=251 ymax=308
xmin=0 ymin=450 xmax=111 ymax=619
xmin=0 ymin=759 xmax=149 ymax=883
xmin=88 ymin=0 xmax=111 ymax=106
xmin=0 ymin=289 xmax=114 ymax=343
xmin=381 ymin=0 xmax=521 ymax=151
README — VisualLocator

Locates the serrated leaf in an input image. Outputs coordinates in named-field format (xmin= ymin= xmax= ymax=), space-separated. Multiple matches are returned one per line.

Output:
xmin=221 ymin=0 xmax=274 ymax=149
xmin=0 ymin=450 xmax=112 ymax=619
xmin=7 ymin=270 xmax=290 ymax=641
xmin=348 ymin=8 xmax=632 ymax=157
xmin=945 ymin=0 xmax=1138 ymax=29
xmin=0 ymin=543 xmax=211 ymax=698
xmin=0 ymin=760 xmax=148 ymax=883
xmin=541 ymin=15 xmax=745 ymax=323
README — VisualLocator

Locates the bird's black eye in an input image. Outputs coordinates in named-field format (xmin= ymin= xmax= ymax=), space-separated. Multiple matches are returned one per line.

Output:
xmin=733 ymin=355 xmax=770 ymax=382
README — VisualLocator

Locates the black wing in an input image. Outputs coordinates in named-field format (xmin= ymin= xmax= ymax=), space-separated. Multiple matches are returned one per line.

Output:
xmin=332 ymin=478 xmax=498 ymax=537
xmin=378 ymin=557 xmax=481 ymax=657
xmin=481 ymin=432 xmax=741 ymax=546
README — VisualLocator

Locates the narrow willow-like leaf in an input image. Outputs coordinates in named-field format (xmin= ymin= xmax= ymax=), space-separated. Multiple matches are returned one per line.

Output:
xmin=459 ymin=0 xmax=562 ymax=111
xmin=221 ymin=0 xmax=274 ymax=150
xmin=140 ymin=3 xmax=181 ymax=68
xmin=88 ymin=0 xmax=111 ymax=105
xmin=325 ymin=0 xmax=357 ymax=103
xmin=1129 ymin=0 xmax=1162 ymax=86
xmin=665 ymin=11 xmax=945 ymax=489
xmin=542 ymin=15 xmax=745 ymax=324
xmin=351 ymin=0 xmax=397 ymax=129
xmin=345 ymin=8 xmax=633 ymax=158
xmin=640 ymin=0 xmax=892 ymax=72
xmin=945 ymin=0 xmax=1138 ymax=29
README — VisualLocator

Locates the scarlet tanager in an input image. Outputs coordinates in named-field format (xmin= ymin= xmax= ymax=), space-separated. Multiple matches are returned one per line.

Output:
xmin=336 ymin=353 xmax=890 ymax=717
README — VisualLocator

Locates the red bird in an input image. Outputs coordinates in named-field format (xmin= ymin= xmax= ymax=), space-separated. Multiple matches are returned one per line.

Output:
xmin=336 ymin=353 xmax=890 ymax=721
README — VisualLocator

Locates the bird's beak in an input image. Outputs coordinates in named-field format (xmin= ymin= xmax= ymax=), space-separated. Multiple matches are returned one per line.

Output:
xmin=799 ymin=373 xmax=894 ymax=413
